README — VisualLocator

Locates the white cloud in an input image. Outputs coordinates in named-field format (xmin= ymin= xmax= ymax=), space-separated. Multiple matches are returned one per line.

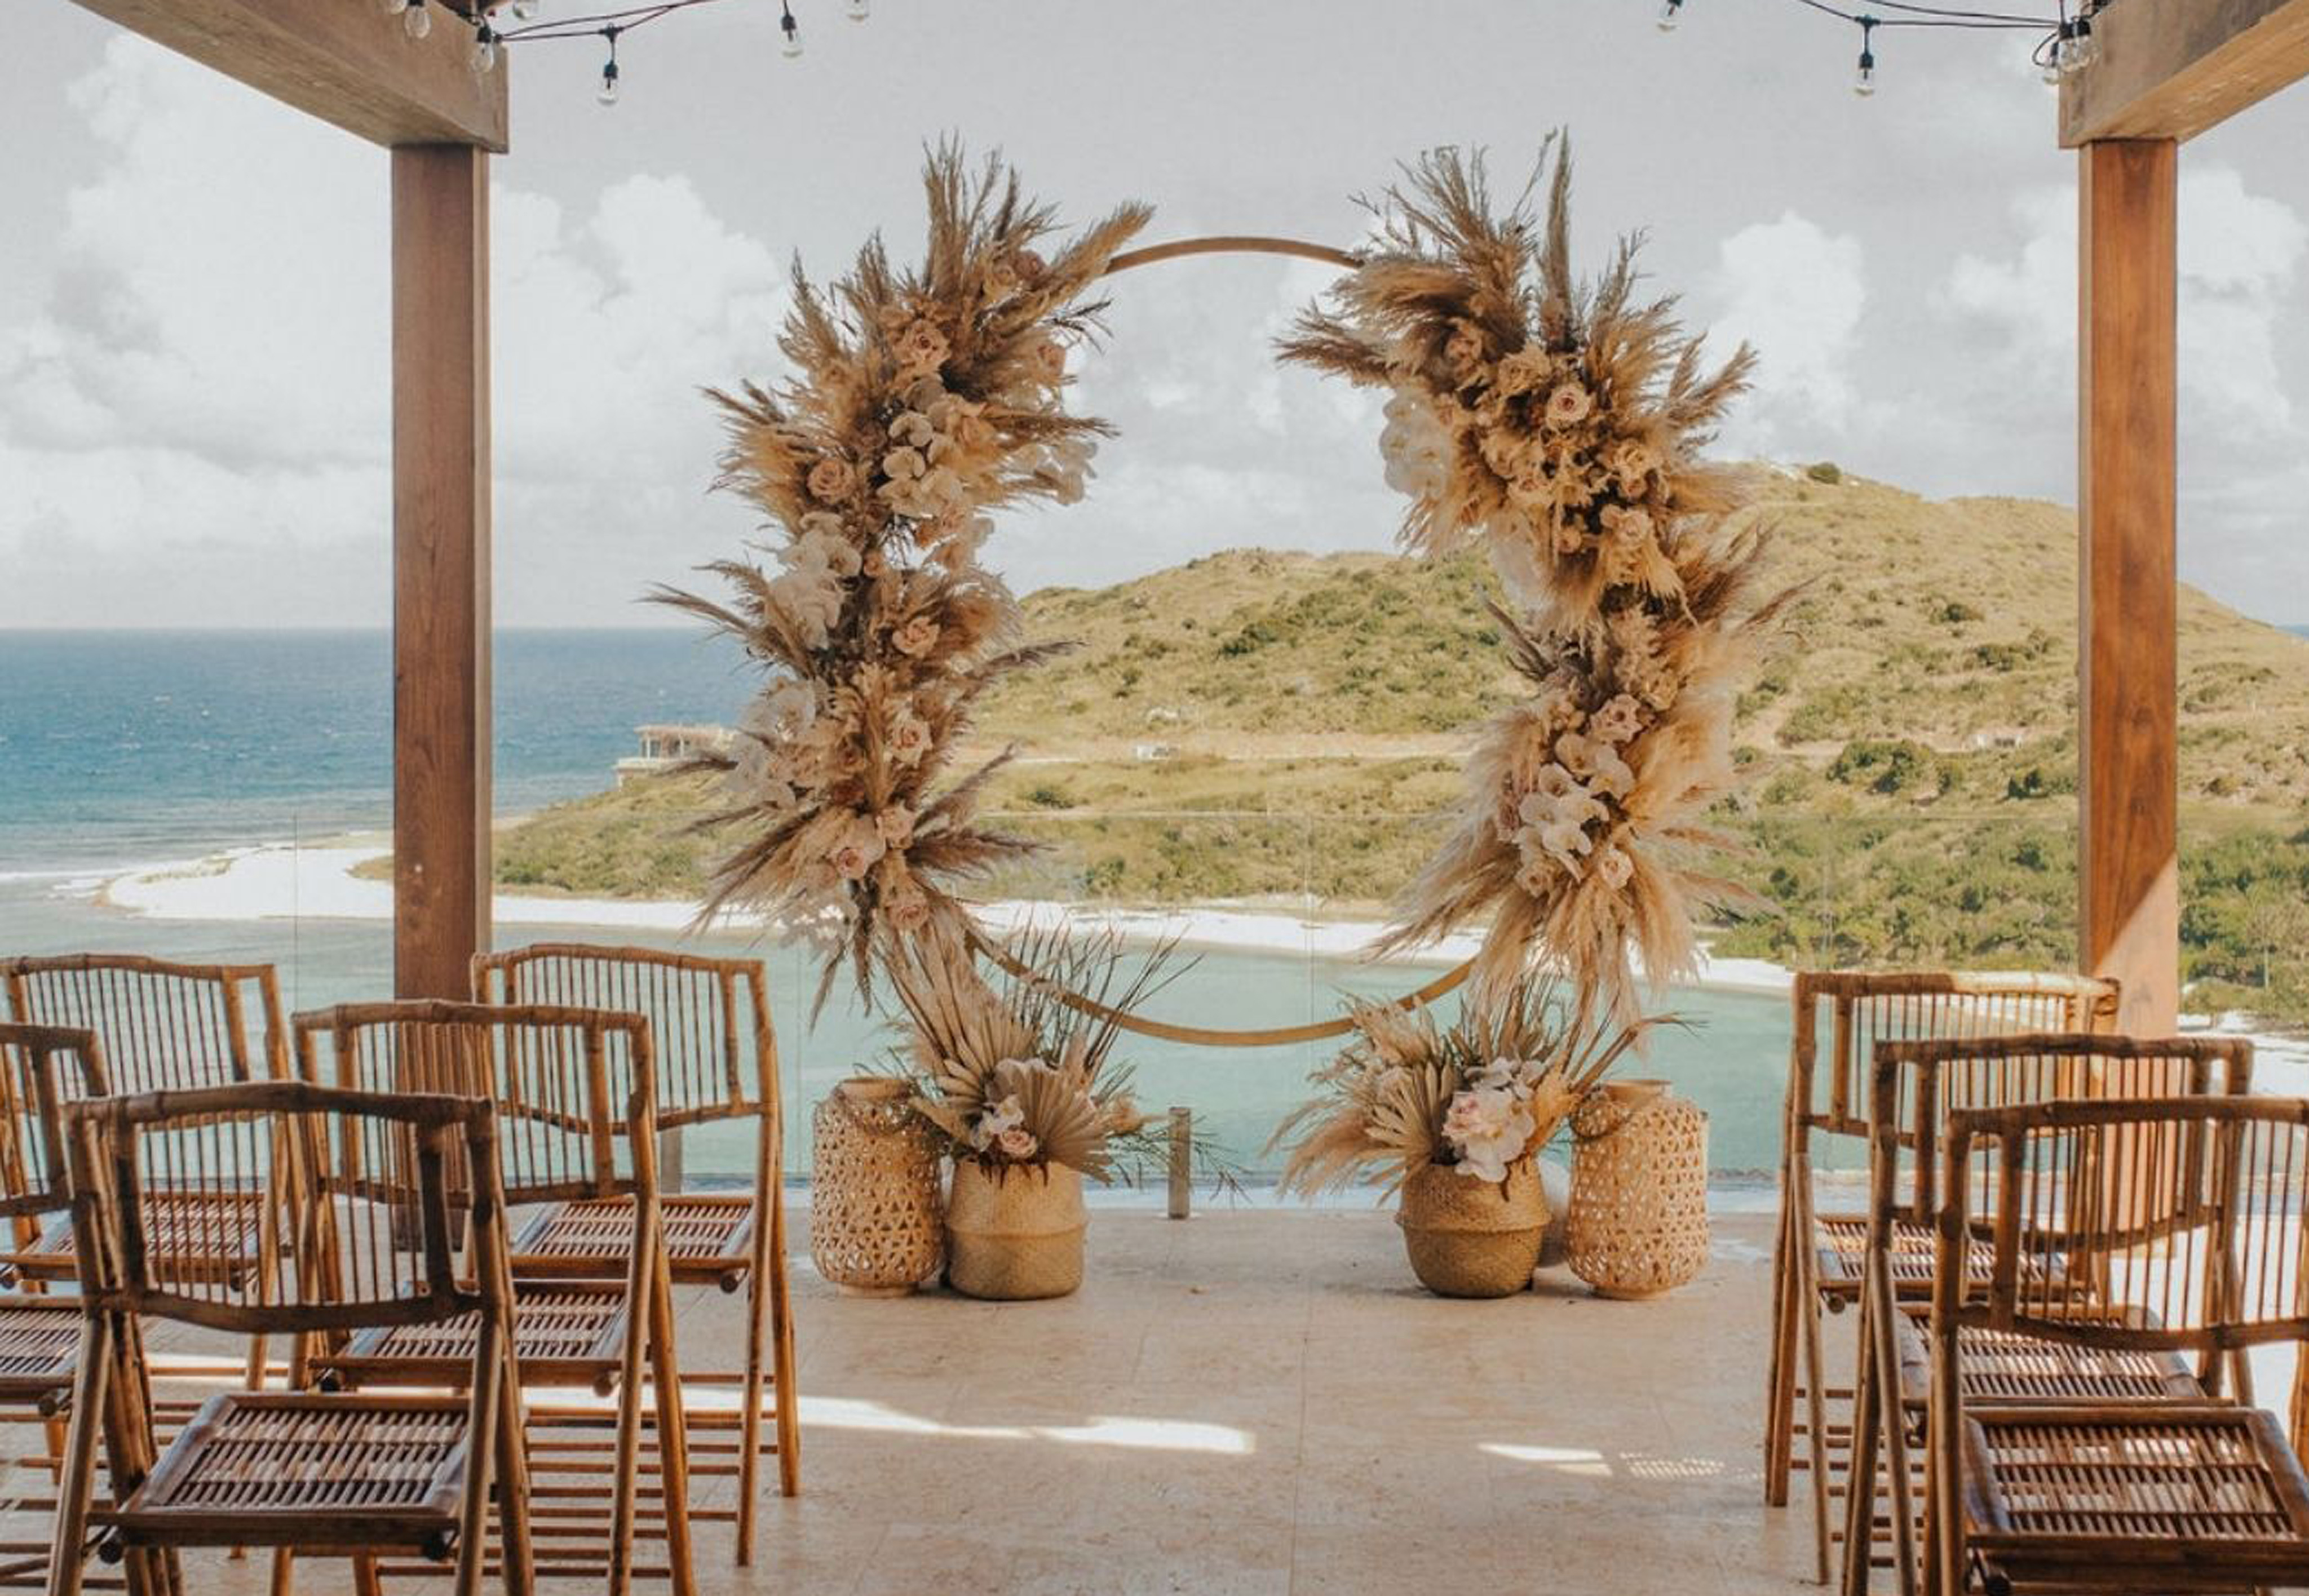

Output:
xmin=1944 ymin=166 xmax=2306 ymax=435
xmin=1702 ymin=212 xmax=1868 ymax=453
xmin=0 ymin=36 xmax=786 ymax=627
xmin=1934 ymin=166 xmax=2309 ymax=606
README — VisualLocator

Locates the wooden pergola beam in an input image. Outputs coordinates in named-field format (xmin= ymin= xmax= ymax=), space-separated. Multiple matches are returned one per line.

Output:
xmin=2060 ymin=0 xmax=2309 ymax=146
xmin=67 ymin=0 xmax=508 ymax=151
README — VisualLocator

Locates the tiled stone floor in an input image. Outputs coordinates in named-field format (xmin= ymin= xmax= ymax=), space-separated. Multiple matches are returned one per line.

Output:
xmin=47 ymin=1207 xmax=1811 ymax=1593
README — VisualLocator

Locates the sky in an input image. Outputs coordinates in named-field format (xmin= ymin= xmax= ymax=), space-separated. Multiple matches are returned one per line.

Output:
xmin=2 ymin=1 xmax=2304 ymax=629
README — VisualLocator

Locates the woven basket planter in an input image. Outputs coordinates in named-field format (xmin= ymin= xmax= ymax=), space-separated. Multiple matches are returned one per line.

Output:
xmin=1396 ymin=1159 xmax=1547 ymax=1298
xmin=945 ymin=1160 xmax=1088 ymax=1301
xmin=1565 ymin=1080 xmax=1709 ymax=1300
xmin=810 ymin=1078 xmax=946 ymax=1297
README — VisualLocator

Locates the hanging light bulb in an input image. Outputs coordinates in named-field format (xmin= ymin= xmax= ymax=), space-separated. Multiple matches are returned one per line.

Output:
xmin=1852 ymin=17 xmax=1878 ymax=96
xmin=1657 ymin=0 xmax=1683 ymax=32
xmin=781 ymin=2 xmax=803 ymax=57
xmin=376 ymin=0 xmax=410 ymax=15
xmin=2069 ymin=12 xmax=2099 ymax=70
xmin=598 ymin=29 xmax=621 ymax=104
xmin=469 ymin=21 xmax=498 ymax=73
xmin=847 ymin=0 xmax=870 ymax=19
xmin=511 ymin=0 xmax=540 ymax=16
xmin=2043 ymin=22 xmax=2072 ymax=84
xmin=402 ymin=0 xmax=433 ymax=40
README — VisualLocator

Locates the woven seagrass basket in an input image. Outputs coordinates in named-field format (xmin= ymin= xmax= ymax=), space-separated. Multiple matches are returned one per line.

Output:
xmin=1396 ymin=1158 xmax=1547 ymax=1298
xmin=946 ymin=1160 xmax=1088 ymax=1300
xmin=810 ymin=1078 xmax=945 ymax=1297
xmin=1565 ymin=1080 xmax=1709 ymax=1300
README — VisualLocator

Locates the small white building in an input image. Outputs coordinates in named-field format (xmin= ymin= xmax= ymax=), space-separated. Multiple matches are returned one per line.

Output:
xmin=616 ymin=723 xmax=734 ymax=787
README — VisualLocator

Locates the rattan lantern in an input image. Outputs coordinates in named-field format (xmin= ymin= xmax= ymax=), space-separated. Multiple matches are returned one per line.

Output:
xmin=1565 ymin=1080 xmax=1709 ymax=1300
xmin=811 ymin=1078 xmax=945 ymax=1296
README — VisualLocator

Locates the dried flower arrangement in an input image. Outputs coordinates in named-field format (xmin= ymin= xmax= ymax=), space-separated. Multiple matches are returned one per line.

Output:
xmin=657 ymin=147 xmax=1151 ymax=1002
xmin=1280 ymin=139 xmax=1786 ymax=1021
xmin=1272 ymin=969 xmax=1659 ymax=1199
xmin=888 ymin=924 xmax=1219 ymax=1187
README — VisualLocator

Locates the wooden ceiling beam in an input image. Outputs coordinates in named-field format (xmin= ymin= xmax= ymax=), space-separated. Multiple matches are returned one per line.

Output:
xmin=2060 ymin=0 xmax=2309 ymax=145
xmin=67 ymin=0 xmax=509 ymax=151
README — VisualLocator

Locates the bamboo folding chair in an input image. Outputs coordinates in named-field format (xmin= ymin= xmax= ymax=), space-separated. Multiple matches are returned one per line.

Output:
xmin=0 ymin=1025 xmax=106 ymax=1588
xmin=1 ymin=956 xmax=290 ymax=1394
xmin=1766 ymin=971 xmax=2121 ymax=1581
xmin=293 ymin=1000 xmax=695 ymax=1596
xmin=1922 ymin=1095 xmax=2309 ymax=1596
xmin=472 ymin=945 xmax=798 ymax=1563
xmin=46 ymin=1079 xmax=533 ymax=1596
xmin=1841 ymin=1034 xmax=2253 ymax=1595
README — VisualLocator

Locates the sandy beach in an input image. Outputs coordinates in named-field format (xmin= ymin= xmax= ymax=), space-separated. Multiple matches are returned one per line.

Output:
xmin=89 ymin=833 xmax=1804 ymax=998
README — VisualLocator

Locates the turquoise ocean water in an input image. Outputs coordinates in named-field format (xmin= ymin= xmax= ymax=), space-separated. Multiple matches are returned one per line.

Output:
xmin=0 ymin=629 xmax=1798 ymax=1187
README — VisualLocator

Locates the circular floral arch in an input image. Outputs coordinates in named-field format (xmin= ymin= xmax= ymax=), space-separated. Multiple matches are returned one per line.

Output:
xmin=666 ymin=139 xmax=1778 ymax=1027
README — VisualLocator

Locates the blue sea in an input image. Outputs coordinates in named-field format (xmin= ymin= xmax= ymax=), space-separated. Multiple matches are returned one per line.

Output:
xmin=0 ymin=629 xmax=1795 ymax=1187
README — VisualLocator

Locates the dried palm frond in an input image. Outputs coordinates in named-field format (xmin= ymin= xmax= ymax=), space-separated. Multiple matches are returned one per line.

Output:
xmin=1281 ymin=139 xmax=1789 ymax=1019
xmin=1272 ymin=967 xmax=1671 ymax=1200
xmin=886 ymin=920 xmax=1200 ymax=1186
xmin=657 ymin=145 xmax=1152 ymax=1001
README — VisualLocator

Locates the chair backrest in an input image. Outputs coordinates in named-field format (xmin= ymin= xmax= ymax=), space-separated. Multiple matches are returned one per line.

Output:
xmin=292 ymin=999 xmax=659 ymax=1207
xmin=1869 ymin=1033 xmax=2253 ymax=1236
xmin=64 ymin=1079 xmax=504 ymax=1339
xmin=472 ymin=944 xmax=774 ymax=1131
xmin=0 ymin=1023 xmax=108 ymax=1235
xmin=1788 ymin=971 xmax=2120 ymax=1159
xmin=1939 ymin=1094 xmax=2309 ymax=1428
xmin=3 ymin=954 xmax=286 ymax=1098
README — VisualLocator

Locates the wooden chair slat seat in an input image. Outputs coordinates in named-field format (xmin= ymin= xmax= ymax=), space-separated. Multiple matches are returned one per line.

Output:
xmin=1890 ymin=1313 xmax=2202 ymax=1413
xmin=1961 ymin=1405 xmax=2309 ymax=1588
xmin=1814 ymin=1213 xmax=2034 ymax=1291
xmin=12 ymin=1191 xmax=268 ymax=1288
xmin=328 ymin=1284 xmax=632 ymax=1387
xmin=109 ymin=1391 xmax=470 ymax=1541
xmin=512 ymin=1194 xmax=754 ymax=1288
xmin=0 ymin=1297 xmax=82 ymax=1393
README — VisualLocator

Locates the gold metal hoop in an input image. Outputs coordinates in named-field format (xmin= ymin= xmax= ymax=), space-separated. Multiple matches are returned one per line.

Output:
xmin=971 ymin=230 xmax=1481 ymax=1049
xmin=1102 ymin=235 xmax=1360 ymax=278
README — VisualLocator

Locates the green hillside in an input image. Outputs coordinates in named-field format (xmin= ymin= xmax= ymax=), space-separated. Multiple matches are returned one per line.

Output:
xmin=484 ymin=466 xmax=2309 ymax=1023
xmin=977 ymin=468 xmax=2309 ymax=810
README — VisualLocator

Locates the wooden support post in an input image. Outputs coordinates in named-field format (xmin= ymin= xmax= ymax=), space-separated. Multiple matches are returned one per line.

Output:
xmin=392 ymin=145 xmax=493 ymax=1001
xmin=2078 ymin=139 xmax=2180 ymax=1036
xmin=1167 ymin=1107 xmax=1192 ymax=1220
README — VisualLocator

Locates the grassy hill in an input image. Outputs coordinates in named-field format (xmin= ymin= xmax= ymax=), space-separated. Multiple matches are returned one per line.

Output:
xmin=977 ymin=468 xmax=2309 ymax=810
xmin=485 ymin=466 xmax=2309 ymax=1023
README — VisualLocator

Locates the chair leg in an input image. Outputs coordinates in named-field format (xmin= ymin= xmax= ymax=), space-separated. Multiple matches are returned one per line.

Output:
xmin=1874 ymin=1301 xmax=1918 ymax=1596
xmin=738 ymin=1153 xmax=769 ymax=1565
xmin=495 ymin=1350 xmax=536 ymax=1596
xmin=648 ymin=1236 xmax=698 ymax=1596
xmin=1766 ymin=1180 xmax=1798 ymax=1506
xmin=738 ymin=1268 xmax=765 ymax=1563
xmin=767 ymin=1173 xmax=801 ymax=1502
xmin=1802 ymin=1276 xmax=1834 ymax=1583
xmin=1788 ymin=1148 xmax=1835 ymax=1586
xmin=45 ymin=1314 xmax=110 ymax=1596
xmin=1840 ymin=1279 xmax=1880 ymax=1596
xmin=265 ymin=1550 xmax=295 ymax=1596
xmin=608 ymin=1252 xmax=652 ymax=1596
